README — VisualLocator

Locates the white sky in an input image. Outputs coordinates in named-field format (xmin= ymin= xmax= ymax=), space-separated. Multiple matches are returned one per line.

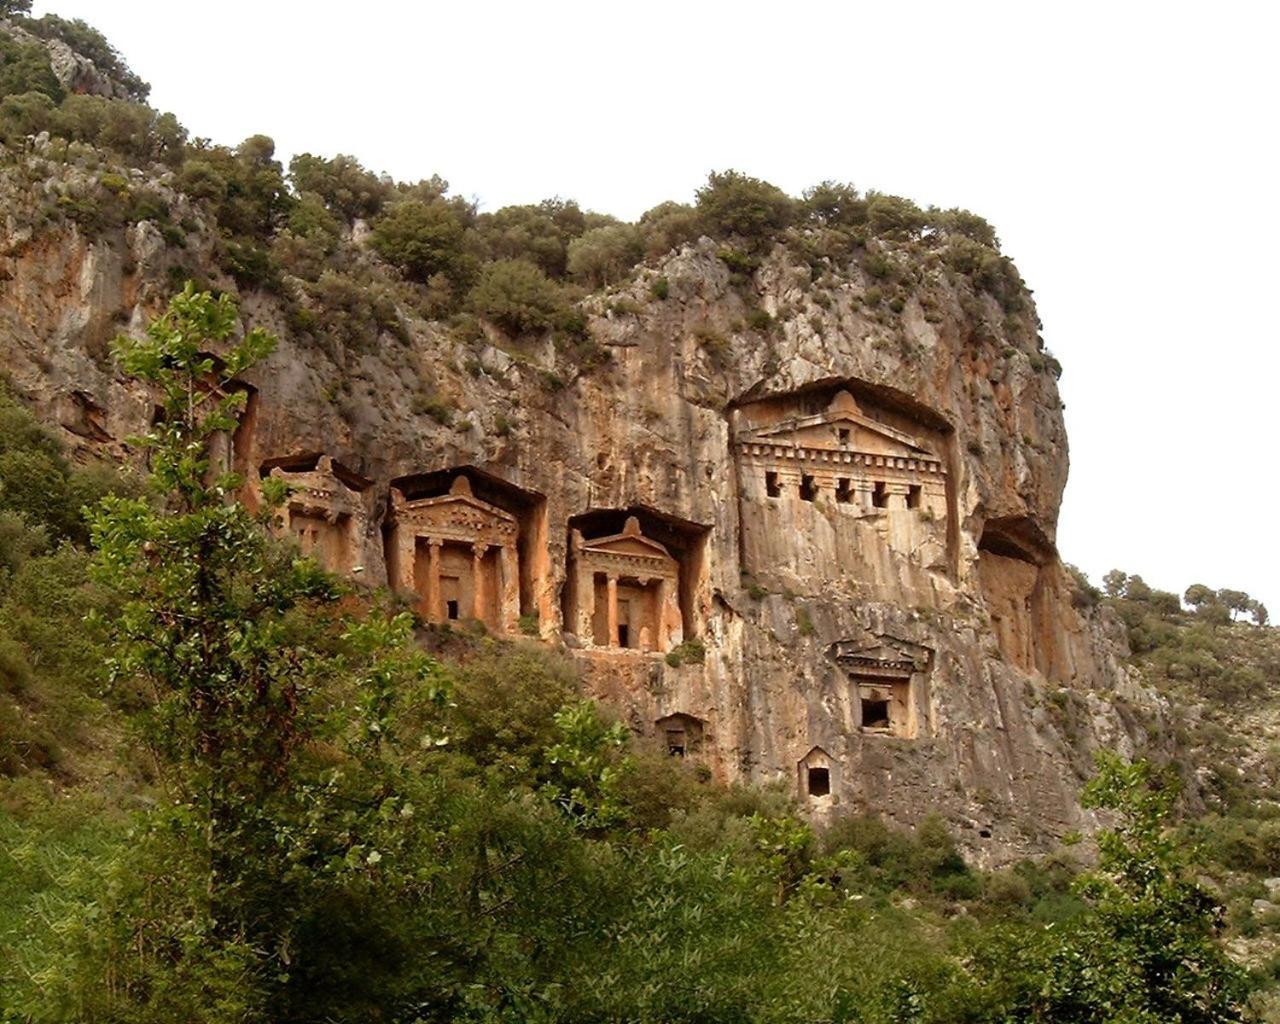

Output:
xmin=32 ymin=0 xmax=1280 ymax=610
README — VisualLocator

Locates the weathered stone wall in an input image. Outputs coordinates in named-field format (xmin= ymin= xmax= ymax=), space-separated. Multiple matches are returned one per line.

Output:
xmin=0 ymin=207 xmax=1173 ymax=864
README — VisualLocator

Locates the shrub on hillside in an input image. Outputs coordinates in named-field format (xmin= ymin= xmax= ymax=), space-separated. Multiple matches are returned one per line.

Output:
xmin=801 ymin=180 xmax=867 ymax=227
xmin=288 ymin=152 xmax=391 ymax=222
xmin=638 ymin=200 xmax=703 ymax=258
xmin=695 ymin=169 xmax=796 ymax=247
xmin=467 ymin=258 xmax=574 ymax=336
xmin=0 ymin=29 xmax=63 ymax=102
xmin=369 ymin=198 xmax=469 ymax=284
xmin=476 ymin=198 xmax=589 ymax=278
xmin=566 ymin=223 xmax=643 ymax=288
xmin=865 ymin=192 xmax=928 ymax=239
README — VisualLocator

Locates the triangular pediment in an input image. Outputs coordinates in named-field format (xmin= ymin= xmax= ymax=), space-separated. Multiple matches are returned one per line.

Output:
xmin=584 ymin=533 xmax=674 ymax=560
xmin=739 ymin=392 xmax=936 ymax=459
xmin=828 ymin=635 xmax=932 ymax=670
xmin=398 ymin=491 xmax=517 ymax=526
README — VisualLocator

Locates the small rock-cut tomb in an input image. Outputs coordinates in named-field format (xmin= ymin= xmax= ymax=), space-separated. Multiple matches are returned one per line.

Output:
xmin=387 ymin=475 xmax=520 ymax=632
xmin=656 ymin=712 xmax=705 ymax=758
xmin=566 ymin=515 xmax=684 ymax=652
xmin=264 ymin=454 xmax=370 ymax=574
xmin=570 ymin=517 xmax=691 ymax=652
xmin=830 ymin=636 xmax=932 ymax=739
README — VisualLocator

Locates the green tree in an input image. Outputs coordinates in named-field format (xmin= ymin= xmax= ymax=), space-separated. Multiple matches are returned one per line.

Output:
xmin=477 ymin=198 xmax=588 ymax=278
xmin=1103 ymin=569 xmax=1128 ymax=597
xmin=1025 ymin=753 xmax=1250 ymax=1022
xmin=288 ymin=152 xmax=391 ymax=221
xmin=565 ymin=223 xmax=642 ymax=288
xmin=696 ymin=169 xmax=796 ymax=247
xmin=801 ymin=180 xmax=867 ymax=227
xmin=0 ymin=29 xmax=62 ymax=102
xmin=467 ymin=257 xmax=572 ymax=336
xmin=865 ymin=192 xmax=928 ymax=239
xmin=55 ymin=284 xmax=445 ymax=1019
xmin=369 ymin=197 xmax=467 ymax=283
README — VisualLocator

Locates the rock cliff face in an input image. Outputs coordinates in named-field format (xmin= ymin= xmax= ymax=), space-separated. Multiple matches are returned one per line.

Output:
xmin=0 ymin=152 xmax=1172 ymax=864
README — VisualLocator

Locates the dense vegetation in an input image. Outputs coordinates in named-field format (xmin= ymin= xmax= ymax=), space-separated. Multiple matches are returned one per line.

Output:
xmin=0 ymin=286 xmax=1264 ymax=1022
xmin=0 ymin=10 xmax=1045 ymax=376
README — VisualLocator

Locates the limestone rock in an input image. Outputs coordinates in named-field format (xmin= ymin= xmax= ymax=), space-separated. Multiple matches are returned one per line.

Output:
xmin=0 ymin=202 xmax=1174 ymax=865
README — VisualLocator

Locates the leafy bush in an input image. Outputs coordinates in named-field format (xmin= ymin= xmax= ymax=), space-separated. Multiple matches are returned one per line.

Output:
xmin=179 ymin=135 xmax=290 ymax=243
xmin=0 ymin=29 xmax=62 ymax=102
xmin=866 ymin=192 xmax=928 ymax=239
xmin=477 ymin=198 xmax=588 ymax=278
xmin=638 ymin=200 xmax=702 ymax=257
xmin=566 ymin=223 xmax=643 ymax=288
xmin=467 ymin=258 xmax=574 ymax=336
xmin=801 ymin=179 xmax=867 ymax=227
xmin=696 ymin=169 xmax=796 ymax=247
xmin=369 ymin=198 xmax=469 ymax=284
xmin=301 ymin=269 xmax=406 ymax=349
xmin=288 ymin=152 xmax=391 ymax=221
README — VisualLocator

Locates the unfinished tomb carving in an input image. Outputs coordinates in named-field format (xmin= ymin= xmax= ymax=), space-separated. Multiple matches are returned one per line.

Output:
xmin=566 ymin=515 xmax=683 ymax=652
xmin=977 ymin=516 xmax=1059 ymax=677
xmin=262 ymin=454 xmax=372 ymax=575
xmin=387 ymin=474 xmax=520 ymax=632
xmin=830 ymin=636 xmax=932 ymax=739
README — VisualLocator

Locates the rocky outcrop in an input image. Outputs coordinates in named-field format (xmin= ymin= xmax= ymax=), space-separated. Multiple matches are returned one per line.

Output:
xmin=0 ymin=160 xmax=1175 ymax=865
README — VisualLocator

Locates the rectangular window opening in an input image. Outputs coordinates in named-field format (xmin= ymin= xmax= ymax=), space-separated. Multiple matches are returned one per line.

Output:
xmin=871 ymin=481 xmax=889 ymax=508
xmin=765 ymin=470 xmax=781 ymax=498
xmin=666 ymin=730 xmax=686 ymax=757
xmin=807 ymin=765 xmax=830 ymax=797
xmin=617 ymin=623 xmax=630 ymax=648
xmin=446 ymin=599 xmax=460 ymax=620
xmin=862 ymin=698 xmax=890 ymax=730
xmin=835 ymin=478 xmax=853 ymax=504
xmin=799 ymin=475 xmax=817 ymax=502
xmin=837 ymin=428 xmax=850 ymax=445
xmin=907 ymin=484 xmax=922 ymax=509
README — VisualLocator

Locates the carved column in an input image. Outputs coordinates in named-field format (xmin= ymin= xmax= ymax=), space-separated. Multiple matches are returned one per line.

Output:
xmin=425 ymin=538 xmax=442 ymax=622
xmin=855 ymin=480 xmax=875 ymax=509
xmin=885 ymin=483 xmax=910 ymax=511
xmin=499 ymin=543 xmax=519 ymax=634
xmin=472 ymin=543 xmax=489 ymax=623
xmin=654 ymin=577 xmax=668 ymax=652
xmin=396 ymin=527 xmax=416 ymax=596
xmin=606 ymin=574 xmax=619 ymax=648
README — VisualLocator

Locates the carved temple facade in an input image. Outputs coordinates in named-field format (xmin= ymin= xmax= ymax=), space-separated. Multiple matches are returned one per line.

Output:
xmin=736 ymin=389 xmax=948 ymax=516
xmin=387 ymin=475 xmax=521 ymax=633
xmin=265 ymin=454 xmax=371 ymax=575
xmin=829 ymin=636 xmax=933 ymax=740
xmin=565 ymin=516 xmax=684 ymax=653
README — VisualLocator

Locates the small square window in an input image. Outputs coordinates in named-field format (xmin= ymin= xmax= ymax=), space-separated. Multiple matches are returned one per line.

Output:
xmin=799 ymin=475 xmax=817 ymax=502
xmin=907 ymin=485 xmax=922 ymax=509
xmin=765 ymin=470 xmax=781 ymax=498
xmin=807 ymin=766 xmax=830 ymax=797
xmin=446 ymin=599 xmax=460 ymax=620
xmin=862 ymin=698 xmax=890 ymax=730
xmin=836 ymin=478 xmax=853 ymax=503
xmin=871 ymin=482 xmax=889 ymax=508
